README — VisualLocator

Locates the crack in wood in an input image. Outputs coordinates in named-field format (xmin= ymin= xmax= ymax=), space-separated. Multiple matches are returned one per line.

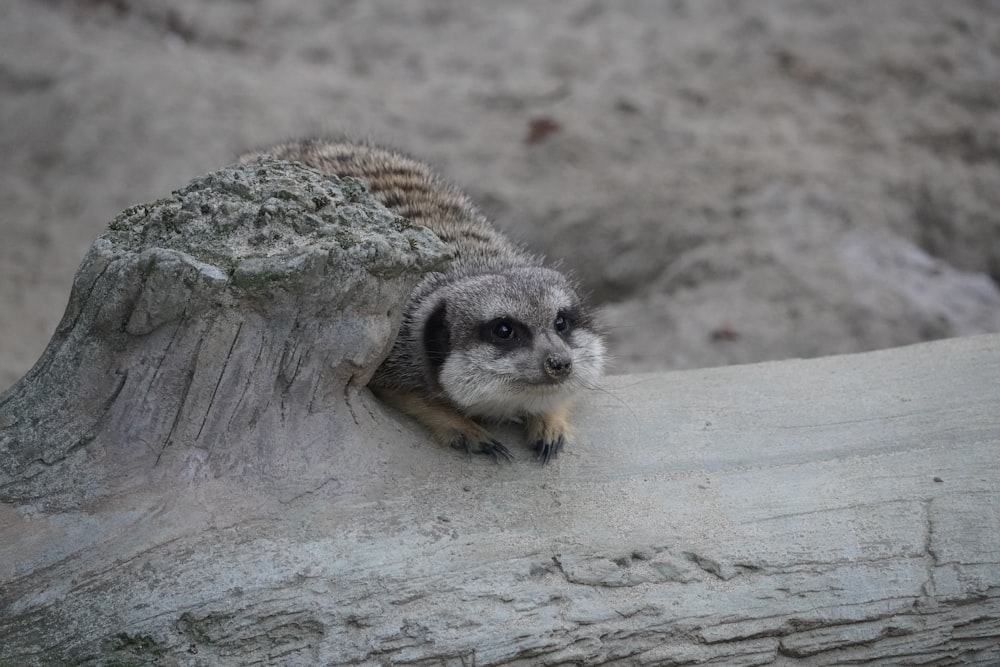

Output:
xmin=196 ymin=320 xmax=244 ymax=441
xmin=159 ymin=326 xmax=207 ymax=464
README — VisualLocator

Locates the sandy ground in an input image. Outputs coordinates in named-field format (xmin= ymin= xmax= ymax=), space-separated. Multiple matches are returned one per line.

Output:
xmin=2 ymin=0 xmax=999 ymax=391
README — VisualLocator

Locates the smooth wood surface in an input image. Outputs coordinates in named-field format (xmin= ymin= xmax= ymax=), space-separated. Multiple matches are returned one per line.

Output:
xmin=2 ymin=334 xmax=998 ymax=665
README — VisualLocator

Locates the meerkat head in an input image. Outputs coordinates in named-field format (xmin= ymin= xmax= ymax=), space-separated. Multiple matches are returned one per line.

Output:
xmin=415 ymin=267 xmax=605 ymax=419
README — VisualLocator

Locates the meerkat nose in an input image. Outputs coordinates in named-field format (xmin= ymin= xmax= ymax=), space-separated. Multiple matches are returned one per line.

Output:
xmin=544 ymin=354 xmax=573 ymax=380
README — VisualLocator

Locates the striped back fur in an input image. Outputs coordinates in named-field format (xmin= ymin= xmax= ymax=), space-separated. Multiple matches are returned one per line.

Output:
xmin=245 ymin=138 xmax=536 ymax=274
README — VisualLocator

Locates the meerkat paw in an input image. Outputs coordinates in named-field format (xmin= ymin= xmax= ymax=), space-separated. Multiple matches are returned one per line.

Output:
xmin=373 ymin=387 xmax=513 ymax=463
xmin=432 ymin=417 xmax=513 ymax=463
xmin=525 ymin=404 xmax=574 ymax=464
xmin=451 ymin=433 xmax=513 ymax=463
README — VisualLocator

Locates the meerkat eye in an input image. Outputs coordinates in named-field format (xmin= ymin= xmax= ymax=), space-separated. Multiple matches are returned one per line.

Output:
xmin=492 ymin=320 xmax=514 ymax=340
xmin=481 ymin=317 xmax=527 ymax=346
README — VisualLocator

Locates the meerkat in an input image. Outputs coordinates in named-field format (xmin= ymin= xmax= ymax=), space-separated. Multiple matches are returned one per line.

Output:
xmin=241 ymin=138 xmax=606 ymax=463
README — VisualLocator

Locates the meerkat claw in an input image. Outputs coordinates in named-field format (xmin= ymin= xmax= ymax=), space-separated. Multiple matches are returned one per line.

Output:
xmin=453 ymin=436 xmax=513 ymax=463
xmin=483 ymin=439 xmax=514 ymax=463
xmin=534 ymin=435 xmax=565 ymax=464
xmin=454 ymin=436 xmax=475 ymax=461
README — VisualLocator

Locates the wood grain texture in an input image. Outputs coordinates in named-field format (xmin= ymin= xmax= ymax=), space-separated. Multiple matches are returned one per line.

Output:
xmin=2 ymin=335 xmax=996 ymax=665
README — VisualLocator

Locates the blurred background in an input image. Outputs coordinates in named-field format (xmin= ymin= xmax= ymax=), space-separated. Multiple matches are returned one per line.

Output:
xmin=2 ymin=0 xmax=999 ymax=391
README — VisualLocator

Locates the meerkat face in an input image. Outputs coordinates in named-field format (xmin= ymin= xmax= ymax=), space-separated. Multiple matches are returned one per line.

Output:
xmin=419 ymin=268 xmax=605 ymax=419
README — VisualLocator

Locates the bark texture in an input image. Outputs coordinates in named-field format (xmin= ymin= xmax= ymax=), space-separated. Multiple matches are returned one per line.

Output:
xmin=1 ymin=160 xmax=998 ymax=665
xmin=0 ymin=156 xmax=447 ymax=509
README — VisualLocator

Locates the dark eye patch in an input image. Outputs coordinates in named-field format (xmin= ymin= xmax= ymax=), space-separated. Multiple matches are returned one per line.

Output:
xmin=423 ymin=301 xmax=450 ymax=370
xmin=556 ymin=306 xmax=586 ymax=338
xmin=492 ymin=320 xmax=515 ymax=340
xmin=479 ymin=317 xmax=531 ymax=349
xmin=554 ymin=311 xmax=573 ymax=335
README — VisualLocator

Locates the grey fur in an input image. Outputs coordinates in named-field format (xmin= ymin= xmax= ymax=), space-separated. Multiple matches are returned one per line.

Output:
xmin=241 ymin=139 xmax=606 ymax=461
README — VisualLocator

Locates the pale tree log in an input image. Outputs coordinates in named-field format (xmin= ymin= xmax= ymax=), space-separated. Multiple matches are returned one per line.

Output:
xmin=1 ymin=159 xmax=999 ymax=666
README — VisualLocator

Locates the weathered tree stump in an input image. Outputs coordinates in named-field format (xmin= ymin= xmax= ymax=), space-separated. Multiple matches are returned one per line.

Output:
xmin=2 ymin=158 xmax=998 ymax=666
xmin=0 ymin=157 xmax=447 ymax=511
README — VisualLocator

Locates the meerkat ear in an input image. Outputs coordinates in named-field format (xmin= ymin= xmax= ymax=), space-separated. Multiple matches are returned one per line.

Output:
xmin=422 ymin=301 xmax=450 ymax=371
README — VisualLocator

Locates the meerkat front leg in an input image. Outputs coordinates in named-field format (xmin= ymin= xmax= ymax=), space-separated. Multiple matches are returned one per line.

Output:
xmin=373 ymin=387 xmax=513 ymax=462
xmin=525 ymin=403 xmax=574 ymax=464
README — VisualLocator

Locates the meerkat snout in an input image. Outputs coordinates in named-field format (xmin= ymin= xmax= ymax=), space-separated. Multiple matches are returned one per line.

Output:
xmin=543 ymin=353 xmax=572 ymax=380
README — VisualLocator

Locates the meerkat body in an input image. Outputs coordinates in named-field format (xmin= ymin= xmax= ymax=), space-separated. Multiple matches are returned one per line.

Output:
xmin=243 ymin=139 xmax=605 ymax=462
